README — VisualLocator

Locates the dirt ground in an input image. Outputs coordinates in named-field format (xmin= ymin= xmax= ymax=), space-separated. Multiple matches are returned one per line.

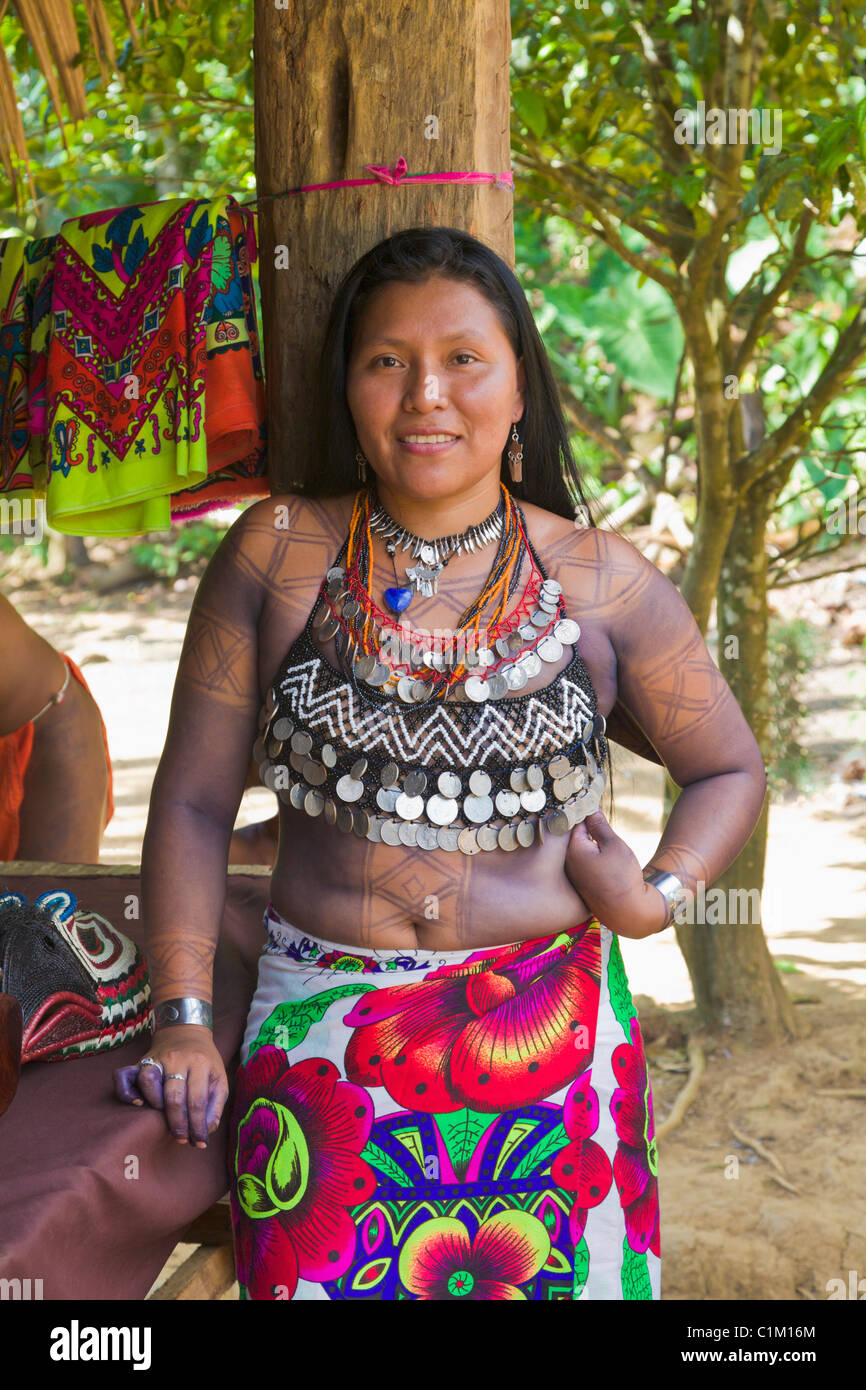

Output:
xmin=4 ymin=545 xmax=865 ymax=1301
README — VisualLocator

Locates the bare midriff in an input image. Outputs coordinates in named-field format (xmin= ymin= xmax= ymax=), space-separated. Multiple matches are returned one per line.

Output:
xmin=268 ymin=804 xmax=595 ymax=951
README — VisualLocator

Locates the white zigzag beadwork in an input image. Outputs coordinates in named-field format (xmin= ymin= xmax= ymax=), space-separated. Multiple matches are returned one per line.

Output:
xmin=277 ymin=654 xmax=595 ymax=766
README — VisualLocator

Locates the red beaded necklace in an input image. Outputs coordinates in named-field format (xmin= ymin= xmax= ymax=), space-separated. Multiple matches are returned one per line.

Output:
xmin=319 ymin=484 xmax=563 ymax=694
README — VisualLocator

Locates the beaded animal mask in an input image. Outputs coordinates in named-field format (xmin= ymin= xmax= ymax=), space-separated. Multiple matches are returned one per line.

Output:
xmin=0 ymin=889 xmax=152 ymax=1064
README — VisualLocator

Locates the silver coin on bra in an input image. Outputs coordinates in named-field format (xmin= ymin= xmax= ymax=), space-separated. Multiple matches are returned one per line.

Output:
xmin=335 ymin=775 xmax=365 ymax=803
xmin=437 ymin=771 xmax=461 ymax=797
xmin=476 ymin=824 xmax=500 ymax=851
xmin=553 ymin=618 xmax=580 ymax=645
xmin=463 ymin=794 xmax=494 ymax=823
xmin=437 ymin=826 xmax=461 ymax=851
xmin=426 ymin=794 xmax=459 ymax=826
xmin=380 ymin=820 xmax=402 ymax=846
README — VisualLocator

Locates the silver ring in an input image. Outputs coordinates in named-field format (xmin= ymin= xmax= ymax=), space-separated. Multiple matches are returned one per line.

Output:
xmin=165 ymin=1073 xmax=186 ymax=1082
xmin=137 ymin=1056 xmax=165 ymax=1079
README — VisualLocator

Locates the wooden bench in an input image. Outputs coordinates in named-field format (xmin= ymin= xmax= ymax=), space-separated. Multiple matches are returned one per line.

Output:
xmin=147 ymin=1195 xmax=238 ymax=1300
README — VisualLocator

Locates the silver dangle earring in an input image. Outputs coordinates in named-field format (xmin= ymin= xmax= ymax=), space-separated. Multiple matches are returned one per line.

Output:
xmin=507 ymin=423 xmax=523 ymax=483
xmin=355 ymin=449 xmax=367 ymax=483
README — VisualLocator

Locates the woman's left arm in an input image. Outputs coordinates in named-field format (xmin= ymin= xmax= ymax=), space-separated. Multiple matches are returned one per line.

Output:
xmin=564 ymin=530 xmax=768 ymax=939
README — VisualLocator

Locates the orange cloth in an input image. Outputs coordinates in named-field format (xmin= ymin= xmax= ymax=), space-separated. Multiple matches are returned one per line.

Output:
xmin=0 ymin=654 xmax=113 ymax=860
xmin=0 ymin=721 xmax=35 ymax=859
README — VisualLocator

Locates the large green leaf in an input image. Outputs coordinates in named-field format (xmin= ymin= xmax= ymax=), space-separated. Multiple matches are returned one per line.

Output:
xmin=578 ymin=277 xmax=683 ymax=399
xmin=164 ymin=42 xmax=186 ymax=80
xmin=543 ymin=283 xmax=595 ymax=338
xmin=513 ymin=89 xmax=548 ymax=139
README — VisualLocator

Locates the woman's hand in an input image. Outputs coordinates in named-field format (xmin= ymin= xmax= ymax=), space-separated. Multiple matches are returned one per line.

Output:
xmin=563 ymin=810 xmax=669 ymax=940
xmin=113 ymin=1025 xmax=229 ymax=1148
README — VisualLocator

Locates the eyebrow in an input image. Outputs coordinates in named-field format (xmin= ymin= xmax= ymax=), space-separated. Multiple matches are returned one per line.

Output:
xmin=360 ymin=328 xmax=484 ymax=348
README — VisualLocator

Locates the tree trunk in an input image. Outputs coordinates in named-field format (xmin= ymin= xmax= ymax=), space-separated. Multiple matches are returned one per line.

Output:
xmin=667 ymin=483 xmax=798 ymax=1045
xmin=253 ymin=0 xmax=514 ymax=490
xmin=677 ymin=310 xmax=737 ymax=632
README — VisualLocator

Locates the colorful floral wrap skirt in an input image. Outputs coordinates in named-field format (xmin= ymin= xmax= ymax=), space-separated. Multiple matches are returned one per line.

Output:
xmin=228 ymin=904 xmax=661 ymax=1301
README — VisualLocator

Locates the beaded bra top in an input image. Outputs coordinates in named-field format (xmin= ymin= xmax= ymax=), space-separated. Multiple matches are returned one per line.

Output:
xmin=254 ymin=526 xmax=609 ymax=856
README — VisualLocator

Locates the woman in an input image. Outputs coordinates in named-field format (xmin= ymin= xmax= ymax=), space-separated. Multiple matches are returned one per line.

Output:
xmin=116 ymin=228 xmax=766 ymax=1300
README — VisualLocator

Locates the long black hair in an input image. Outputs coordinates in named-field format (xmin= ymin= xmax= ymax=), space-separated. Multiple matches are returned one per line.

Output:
xmin=295 ymin=225 xmax=597 ymax=530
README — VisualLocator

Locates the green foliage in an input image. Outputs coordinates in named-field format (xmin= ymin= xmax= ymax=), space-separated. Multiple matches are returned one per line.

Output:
xmin=511 ymin=1 xmax=866 ymax=238
xmin=1 ymin=3 xmax=254 ymax=233
xmin=129 ymin=520 xmax=228 ymax=579
xmin=510 ymin=0 xmax=866 ymax=548
xmin=766 ymin=617 xmax=819 ymax=795
xmin=555 ymin=245 xmax=684 ymax=398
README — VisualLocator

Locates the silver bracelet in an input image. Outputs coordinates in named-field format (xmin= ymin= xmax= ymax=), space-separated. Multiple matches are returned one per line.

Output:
xmin=153 ymin=997 xmax=213 ymax=1030
xmin=642 ymin=869 xmax=689 ymax=928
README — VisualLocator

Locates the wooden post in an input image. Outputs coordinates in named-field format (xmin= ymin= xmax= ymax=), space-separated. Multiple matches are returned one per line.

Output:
xmin=253 ymin=0 xmax=513 ymax=491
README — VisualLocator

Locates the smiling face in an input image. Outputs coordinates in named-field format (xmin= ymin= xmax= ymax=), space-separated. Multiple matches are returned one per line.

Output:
xmin=345 ymin=275 xmax=526 ymax=512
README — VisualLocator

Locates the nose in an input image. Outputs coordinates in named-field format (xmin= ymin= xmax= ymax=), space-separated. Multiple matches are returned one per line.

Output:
xmin=402 ymin=362 xmax=445 ymax=412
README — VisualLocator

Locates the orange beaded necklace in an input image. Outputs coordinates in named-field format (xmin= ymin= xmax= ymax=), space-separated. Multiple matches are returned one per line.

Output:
xmin=336 ymin=483 xmax=554 ymax=698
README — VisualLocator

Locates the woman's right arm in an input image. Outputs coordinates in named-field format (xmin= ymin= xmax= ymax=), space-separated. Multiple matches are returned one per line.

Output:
xmin=127 ymin=506 xmax=269 ymax=1145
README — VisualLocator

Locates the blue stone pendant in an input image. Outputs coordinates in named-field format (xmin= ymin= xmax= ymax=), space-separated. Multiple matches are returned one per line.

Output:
xmin=384 ymin=586 xmax=413 ymax=613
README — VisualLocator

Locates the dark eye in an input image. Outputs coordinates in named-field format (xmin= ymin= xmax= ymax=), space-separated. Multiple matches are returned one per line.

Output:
xmin=43 ymin=935 xmax=58 ymax=951
xmin=453 ymin=353 xmax=476 ymax=364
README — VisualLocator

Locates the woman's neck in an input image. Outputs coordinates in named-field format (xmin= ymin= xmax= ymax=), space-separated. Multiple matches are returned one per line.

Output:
xmin=369 ymin=476 xmax=504 ymax=540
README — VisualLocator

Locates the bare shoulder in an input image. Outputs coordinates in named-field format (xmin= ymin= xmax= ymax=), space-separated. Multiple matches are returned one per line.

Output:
xmin=224 ymin=490 xmax=353 ymax=546
xmin=524 ymin=503 xmax=661 ymax=622
xmin=216 ymin=491 xmax=357 ymax=587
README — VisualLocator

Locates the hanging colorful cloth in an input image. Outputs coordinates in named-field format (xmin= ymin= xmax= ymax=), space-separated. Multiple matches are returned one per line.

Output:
xmin=170 ymin=198 xmax=268 ymax=521
xmin=0 ymin=236 xmax=28 ymax=493
xmin=0 ymin=196 xmax=267 ymax=536
xmin=0 ymin=233 xmax=55 ymax=500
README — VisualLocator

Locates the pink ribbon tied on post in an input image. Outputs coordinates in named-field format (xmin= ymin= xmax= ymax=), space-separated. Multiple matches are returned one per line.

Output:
xmin=364 ymin=157 xmax=410 ymax=186
xmin=245 ymin=159 xmax=514 ymax=205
